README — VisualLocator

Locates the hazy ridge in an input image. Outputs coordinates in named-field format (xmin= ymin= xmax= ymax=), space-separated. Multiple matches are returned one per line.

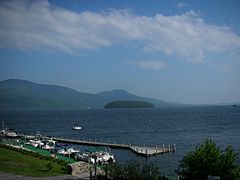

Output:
xmin=0 ymin=79 xmax=174 ymax=109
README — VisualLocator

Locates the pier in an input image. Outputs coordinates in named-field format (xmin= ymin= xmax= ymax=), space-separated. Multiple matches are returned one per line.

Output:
xmin=18 ymin=134 xmax=176 ymax=157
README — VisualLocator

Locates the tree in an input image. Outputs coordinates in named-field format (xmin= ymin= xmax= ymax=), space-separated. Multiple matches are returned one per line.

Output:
xmin=98 ymin=160 xmax=168 ymax=180
xmin=177 ymin=140 xmax=240 ymax=180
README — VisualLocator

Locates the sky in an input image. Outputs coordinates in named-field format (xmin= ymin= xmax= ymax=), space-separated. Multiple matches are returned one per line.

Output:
xmin=0 ymin=0 xmax=240 ymax=104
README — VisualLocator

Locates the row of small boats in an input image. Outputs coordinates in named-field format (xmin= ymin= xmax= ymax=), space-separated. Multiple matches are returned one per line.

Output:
xmin=26 ymin=138 xmax=115 ymax=164
xmin=27 ymin=139 xmax=56 ymax=150
xmin=1 ymin=122 xmax=115 ymax=164
xmin=75 ymin=150 xmax=115 ymax=164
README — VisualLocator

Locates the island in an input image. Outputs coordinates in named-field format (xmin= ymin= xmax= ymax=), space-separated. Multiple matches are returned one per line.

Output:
xmin=104 ymin=100 xmax=154 ymax=109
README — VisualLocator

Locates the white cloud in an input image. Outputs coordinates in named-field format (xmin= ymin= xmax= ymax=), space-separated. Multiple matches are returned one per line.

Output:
xmin=177 ymin=2 xmax=187 ymax=8
xmin=0 ymin=0 xmax=240 ymax=63
xmin=129 ymin=60 xmax=167 ymax=70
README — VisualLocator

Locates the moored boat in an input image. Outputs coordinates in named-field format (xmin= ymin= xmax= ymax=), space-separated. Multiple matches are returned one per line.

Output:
xmin=42 ymin=139 xmax=56 ymax=150
xmin=0 ymin=121 xmax=17 ymax=137
xmin=75 ymin=147 xmax=115 ymax=164
xmin=72 ymin=124 xmax=82 ymax=130
xmin=57 ymin=147 xmax=80 ymax=155
xmin=29 ymin=139 xmax=44 ymax=147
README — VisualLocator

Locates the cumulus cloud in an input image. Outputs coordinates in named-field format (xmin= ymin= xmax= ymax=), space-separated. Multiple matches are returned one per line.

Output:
xmin=129 ymin=60 xmax=167 ymax=70
xmin=0 ymin=0 xmax=240 ymax=62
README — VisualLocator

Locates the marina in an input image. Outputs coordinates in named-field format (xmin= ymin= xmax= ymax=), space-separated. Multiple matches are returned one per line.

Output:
xmin=17 ymin=133 xmax=176 ymax=157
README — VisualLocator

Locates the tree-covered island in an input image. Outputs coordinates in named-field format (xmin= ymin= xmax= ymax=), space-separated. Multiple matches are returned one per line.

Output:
xmin=104 ymin=100 xmax=154 ymax=109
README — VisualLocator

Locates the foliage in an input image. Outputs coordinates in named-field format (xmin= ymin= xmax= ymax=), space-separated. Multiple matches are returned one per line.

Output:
xmin=98 ymin=160 xmax=168 ymax=180
xmin=104 ymin=100 xmax=154 ymax=109
xmin=177 ymin=140 xmax=240 ymax=180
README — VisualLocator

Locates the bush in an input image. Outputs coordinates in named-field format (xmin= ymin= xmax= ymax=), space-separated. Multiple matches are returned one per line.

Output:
xmin=98 ymin=160 xmax=168 ymax=180
xmin=177 ymin=140 xmax=240 ymax=180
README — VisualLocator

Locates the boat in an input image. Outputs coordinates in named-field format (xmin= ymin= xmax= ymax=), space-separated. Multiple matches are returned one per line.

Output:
xmin=0 ymin=121 xmax=17 ymax=137
xmin=42 ymin=139 xmax=56 ymax=150
xmin=89 ymin=151 xmax=115 ymax=164
xmin=77 ymin=147 xmax=115 ymax=164
xmin=57 ymin=147 xmax=80 ymax=155
xmin=72 ymin=124 xmax=82 ymax=130
xmin=74 ymin=152 xmax=90 ymax=161
xmin=29 ymin=139 xmax=44 ymax=147
xmin=1 ymin=130 xmax=18 ymax=137
xmin=57 ymin=148 xmax=71 ymax=155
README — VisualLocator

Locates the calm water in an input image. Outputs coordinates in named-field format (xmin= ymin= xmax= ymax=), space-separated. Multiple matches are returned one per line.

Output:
xmin=0 ymin=106 xmax=240 ymax=178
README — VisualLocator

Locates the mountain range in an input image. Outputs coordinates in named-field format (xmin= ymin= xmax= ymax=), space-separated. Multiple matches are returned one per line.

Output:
xmin=0 ymin=79 xmax=177 ymax=109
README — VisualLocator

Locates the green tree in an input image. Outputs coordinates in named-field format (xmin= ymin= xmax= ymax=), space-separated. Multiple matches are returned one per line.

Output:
xmin=98 ymin=160 xmax=168 ymax=180
xmin=177 ymin=140 xmax=240 ymax=180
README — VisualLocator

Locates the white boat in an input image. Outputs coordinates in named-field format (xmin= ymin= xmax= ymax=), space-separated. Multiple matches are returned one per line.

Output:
xmin=57 ymin=147 xmax=80 ymax=155
xmin=90 ymin=151 xmax=115 ymax=164
xmin=101 ymin=152 xmax=115 ymax=162
xmin=68 ymin=147 xmax=80 ymax=153
xmin=1 ymin=130 xmax=18 ymax=137
xmin=0 ymin=121 xmax=17 ymax=137
xmin=74 ymin=152 xmax=90 ymax=161
xmin=42 ymin=144 xmax=55 ymax=150
xmin=29 ymin=139 xmax=44 ymax=147
xmin=42 ymin=139 xmax=56 ymax=150
xmin=72 ymin=124 xmax=82 ymax=130
xmin=58 ymin=148 xmax=71 ymax=155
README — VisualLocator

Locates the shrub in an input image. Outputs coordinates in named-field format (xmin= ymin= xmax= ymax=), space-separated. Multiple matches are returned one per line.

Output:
xmin=177 ymin=140 xmax=240 ymax=180
xmin=98 ymin=160 xmax=168 ymax=180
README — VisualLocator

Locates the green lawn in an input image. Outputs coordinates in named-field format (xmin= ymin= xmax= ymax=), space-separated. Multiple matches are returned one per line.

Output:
xmin=23 ymin=144 xmax=76 ymax=164
xmin=0 ymin=147 xmax=67 ymax=177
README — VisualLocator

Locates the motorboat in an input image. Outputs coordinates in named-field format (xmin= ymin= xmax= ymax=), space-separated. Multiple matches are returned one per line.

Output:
xmin=68 ymin=147 xmax=80 ymax=153
xmin=57 ymin=147 xmax=80 ymax=155
xmin=42 ymin=139 xmax=56 ymax=150
xmin=1 ymin=130 xmax=18 ymax=137
xmin=72 ymin=124 xmax=82 ymax=130
xmin=77 ymin=147 xmax=115 ymax=164
xmin=89 ymin=151 xmax=115 ymax=164
xmin=57 ymin=148 xmax=71 ymax=155
xmin=74 ymin=152 xmax=90 ymax=162
xmin=29 ymin=139 xmax=44 ymax=147
xmin=0 ymin=121 xmax=17 ymax=137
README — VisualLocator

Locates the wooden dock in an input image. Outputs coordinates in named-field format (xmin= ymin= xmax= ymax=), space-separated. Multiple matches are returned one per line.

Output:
xmin=18 ymin=134 xmax=176 ymax=157
xmin=129 ymin=145 xmax=175 ymax=156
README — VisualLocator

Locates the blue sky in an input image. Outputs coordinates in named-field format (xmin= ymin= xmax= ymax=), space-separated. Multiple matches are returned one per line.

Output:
xmin=0 ymin=0 xmax=240 ymax=104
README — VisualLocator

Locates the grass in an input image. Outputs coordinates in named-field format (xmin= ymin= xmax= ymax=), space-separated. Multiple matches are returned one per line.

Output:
xmin=23 ymin=144 xmax=76 ymax=164
xmin=0 ymin=146 xmax=68 ymax=177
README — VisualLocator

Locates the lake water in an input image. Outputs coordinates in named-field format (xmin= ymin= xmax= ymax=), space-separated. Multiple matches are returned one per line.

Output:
xmin=0 ymin=106 xmax=240 ymax=178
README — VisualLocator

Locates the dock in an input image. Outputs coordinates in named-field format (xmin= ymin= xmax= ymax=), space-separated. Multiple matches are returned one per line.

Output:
xmin=17 ymin=134 xmax=176 ymax=157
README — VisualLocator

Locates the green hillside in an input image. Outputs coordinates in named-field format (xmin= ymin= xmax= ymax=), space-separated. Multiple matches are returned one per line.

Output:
xmin=0 ymin=79 xmax=173 ymax=108
xmin=0 ymin=79 xmax=94 ymax=108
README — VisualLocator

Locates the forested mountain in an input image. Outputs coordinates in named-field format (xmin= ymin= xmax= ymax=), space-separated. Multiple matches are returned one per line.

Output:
xmin=0 ymin=79 xmax=173 ymax=108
